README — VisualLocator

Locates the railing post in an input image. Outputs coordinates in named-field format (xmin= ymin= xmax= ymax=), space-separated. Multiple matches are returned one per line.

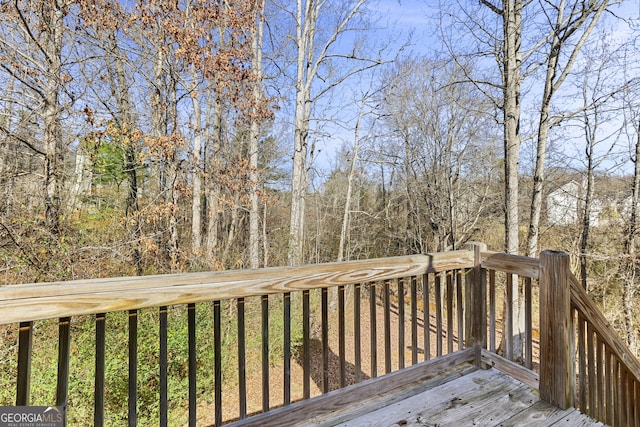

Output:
xmin=465 ymin=242 xmax=487 ymax=366
xmin=539 ymin=250 xmax=575 ymax=409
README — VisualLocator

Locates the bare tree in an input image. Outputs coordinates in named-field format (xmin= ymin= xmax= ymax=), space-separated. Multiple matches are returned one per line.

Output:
xmin=620 ymin=47 xmax=640 ymax=354
xmin=0 ymin=0 xmax=71 ymax=234
xmin=380 ymin=58 xmax=499 ymax=253
xmin=248 ymin=0 xmax=267 ymax=269
xmin=526 ymin=0 xmax=615 ymax=257
xmin=287 ymin=0 xmax=381 ymax=265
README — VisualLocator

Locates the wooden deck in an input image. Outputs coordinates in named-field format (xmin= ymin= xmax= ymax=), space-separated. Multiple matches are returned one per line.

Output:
xmin=4 ymin=248 xmax=637 ymax=426
xmin=317 ymin=367 xmax=604 ymax=427
xmin=230 ymin=355 xmax=604 ymax=427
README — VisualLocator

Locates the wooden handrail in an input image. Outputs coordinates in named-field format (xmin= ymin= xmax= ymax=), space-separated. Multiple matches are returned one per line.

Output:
xmin=480 ymin=251 xmax=539 ymax=279
xmin=0 ymin=251 xmax=475 ymax=325
xmin=569 ymin=273 xmax=640 ymax=381
xmin=4 ymin=246 xmax=640 ymax=425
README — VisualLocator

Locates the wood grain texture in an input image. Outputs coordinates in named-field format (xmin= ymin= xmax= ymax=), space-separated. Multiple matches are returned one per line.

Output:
xmin=570 ymin=272 xmax=640 ymax=381
xmin=539 ymin=250 xmax=574 ymax=409
xmin=227 ymin=348 xmax=476 ymax=427
xmin=480 ymin=349 xmax=540 ymax=390
xmin=0 ymin=252 xmax=475 ymax=325
xmin=311 ymin=367 xmax=600 ymax=427
xmin=480 ymin=251 xmax=540 ymax=279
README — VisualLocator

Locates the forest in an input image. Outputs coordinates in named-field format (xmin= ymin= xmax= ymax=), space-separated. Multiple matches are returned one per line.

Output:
xmin=1 ymin=0 xmax=640 ymax=413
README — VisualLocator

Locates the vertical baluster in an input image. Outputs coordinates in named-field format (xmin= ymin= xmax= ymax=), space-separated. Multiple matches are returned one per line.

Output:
xmin=354 ymin=283 xmax=361 ymax=383
xmin=303 ymin=290 xmax=310 ymax=399
xmin=16 ymin=321 xmax=33 ymax=406
xmin=505 ymin=273 xmax=513 ymax=361
xmin=338 ymin=285 xmax=345 ymax=388
xmin=56 ymin=317 xmax=71 ymax=409
xmin=398 ymin=278 xmax=405 ymax=369
xmin=261 ymin=295 xmax=269 ymax=412
xmin=605 ymin=347 xmax=613 ymax=425
xmin=612 ymin=359 xmax=624 ymax=426
xmin=632 ymin=375 xmax=638 ymax=427
xmin=587 ymin=322 xmax=598 ymax=418
xmin=128 ymin=310 xmax=137 ymax=427
xmin=446 ymin=272 xmax=454 ymax=355
xmin=621 ymin=367 xmax=631 ymax=425
xmin=214 ymin=300 xmax=222 ymax=426
xmin=524 ymin=277 xmax=532 ymax=369
xmin=369 ymin=283 xmax=377 ymax=378
xmin=489 ymin=270 xmax=496 ymax=352
xmin=423 ymin=273 xmax=430 ymax=361
xmin=631 ymin=378 xmax=636 ymax=426
xmin=577 ymin=314 xmax=587 ymax=415
xmin=630 ymin=378 xmax=640 ymax=426
xmin=283 ymin=293 xmax=291 ymax=405
xmin=456 ymin=271 xmax=463 ymax=352
xmin=410 ymin=277 xmax=418 ymax=365
xmin=94 ymin=314 xmax=106 ymax=427
xmin=188 ymin=303 xmax=197 ymax=427
xmin=238 ymin=298 xmax=246 ymax=419
xmin=384 ymin=280 xmax=391 ymax=374
xmin=596 ymin=335 xmax=605 ymax=420
xmin=321 ymin=287 xmax=329 ymax=393
xmin=159 ymin=307 xmax=168 ymax=427
xmin=435 ymin=274 xmax=442 ymax=357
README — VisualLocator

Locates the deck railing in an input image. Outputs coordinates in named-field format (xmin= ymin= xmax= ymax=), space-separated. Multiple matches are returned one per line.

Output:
xmin=0 ymin=245 xmax=638 ymax=426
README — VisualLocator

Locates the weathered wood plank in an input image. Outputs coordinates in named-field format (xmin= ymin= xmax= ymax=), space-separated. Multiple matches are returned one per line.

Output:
xmin=311 ymin=365 xmax=479 ymax=427
xmin=425 ymin=382 xmax=533 ymax=426
xmin=480 ymin=349 xmax=539 ymax=390
xmin=539 ymin=251 xmax=574 ymax=409
xmin=480 ymin=251 xmax=539 ymax=279
xmin=549 ymin=410 xmax=605 ymax=426
xmin=501 ymin=401 xmax=584 ymax=426
xmin=328 ymin=367 xmax=521 ymax=427
xmin=227 ymin=349 xmax=475 ymax=427
xmin=0 ymin=252 xmax=475 ymax=325
xmin=570 ymin=273 xmax=640 ymax=382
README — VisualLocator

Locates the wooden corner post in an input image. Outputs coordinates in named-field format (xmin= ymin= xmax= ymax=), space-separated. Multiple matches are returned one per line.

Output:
xmin=465 ymin=242 xmax=487 ymax=366
xmin=539 ymin=250 xmax=575 ymax=409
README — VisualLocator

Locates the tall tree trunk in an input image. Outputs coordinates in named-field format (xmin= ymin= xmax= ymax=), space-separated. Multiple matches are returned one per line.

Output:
xmin=337 ymin=111 xmax=362 ymax=262
xmin=205 ymin=92 xmax=223 ymax=262
xmin=43 ymin=0 xmax=66 ymax=235
xmin=167 ymin=72 xmax=180 ymax=272
xmin=502 ymin=0 xmax=525 ymax=361
xmin=287 ymin=0 xmax=371 ymax=265
xmin=481 ymin=0 xmax=525 ymax=358
xmin=248 ymin=0 xmax=265 ymax=269
xmin=288 ymin=0 xmax=314 ymax=266
xmin=190 ymin=69 xmax=204 ymax=255
xmin=107 ymin=31 xmax=142 ymax=275
xmin=0 ymin=74 xmax=15 ymax=217
xmin=501 ymin=0 xmax=522 ymax=256
xmin=623 ymin=121 xmax=640 ymax=354
xmin=580 ymin=140 xmax=594 ymax=291
xmin=526 ymin=0 xmax=609 ymax=257
xmin=579 ymin=73 xmax=598 ymax=291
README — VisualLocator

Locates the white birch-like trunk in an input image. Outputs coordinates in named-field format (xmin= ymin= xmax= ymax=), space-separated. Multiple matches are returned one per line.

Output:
xmin=248 ymin=0 xmax=265 ymax=269
xmin=526 ymin=0 xmax=609 ymax=257
xmin=288 ymin=0 xmax=315 ymax=266
xmin=337 ymin=110 xmax=362 ymax=262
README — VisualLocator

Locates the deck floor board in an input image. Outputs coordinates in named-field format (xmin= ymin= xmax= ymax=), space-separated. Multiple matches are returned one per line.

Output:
xmin=312 ymin=368 xmax=603 ymax=427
